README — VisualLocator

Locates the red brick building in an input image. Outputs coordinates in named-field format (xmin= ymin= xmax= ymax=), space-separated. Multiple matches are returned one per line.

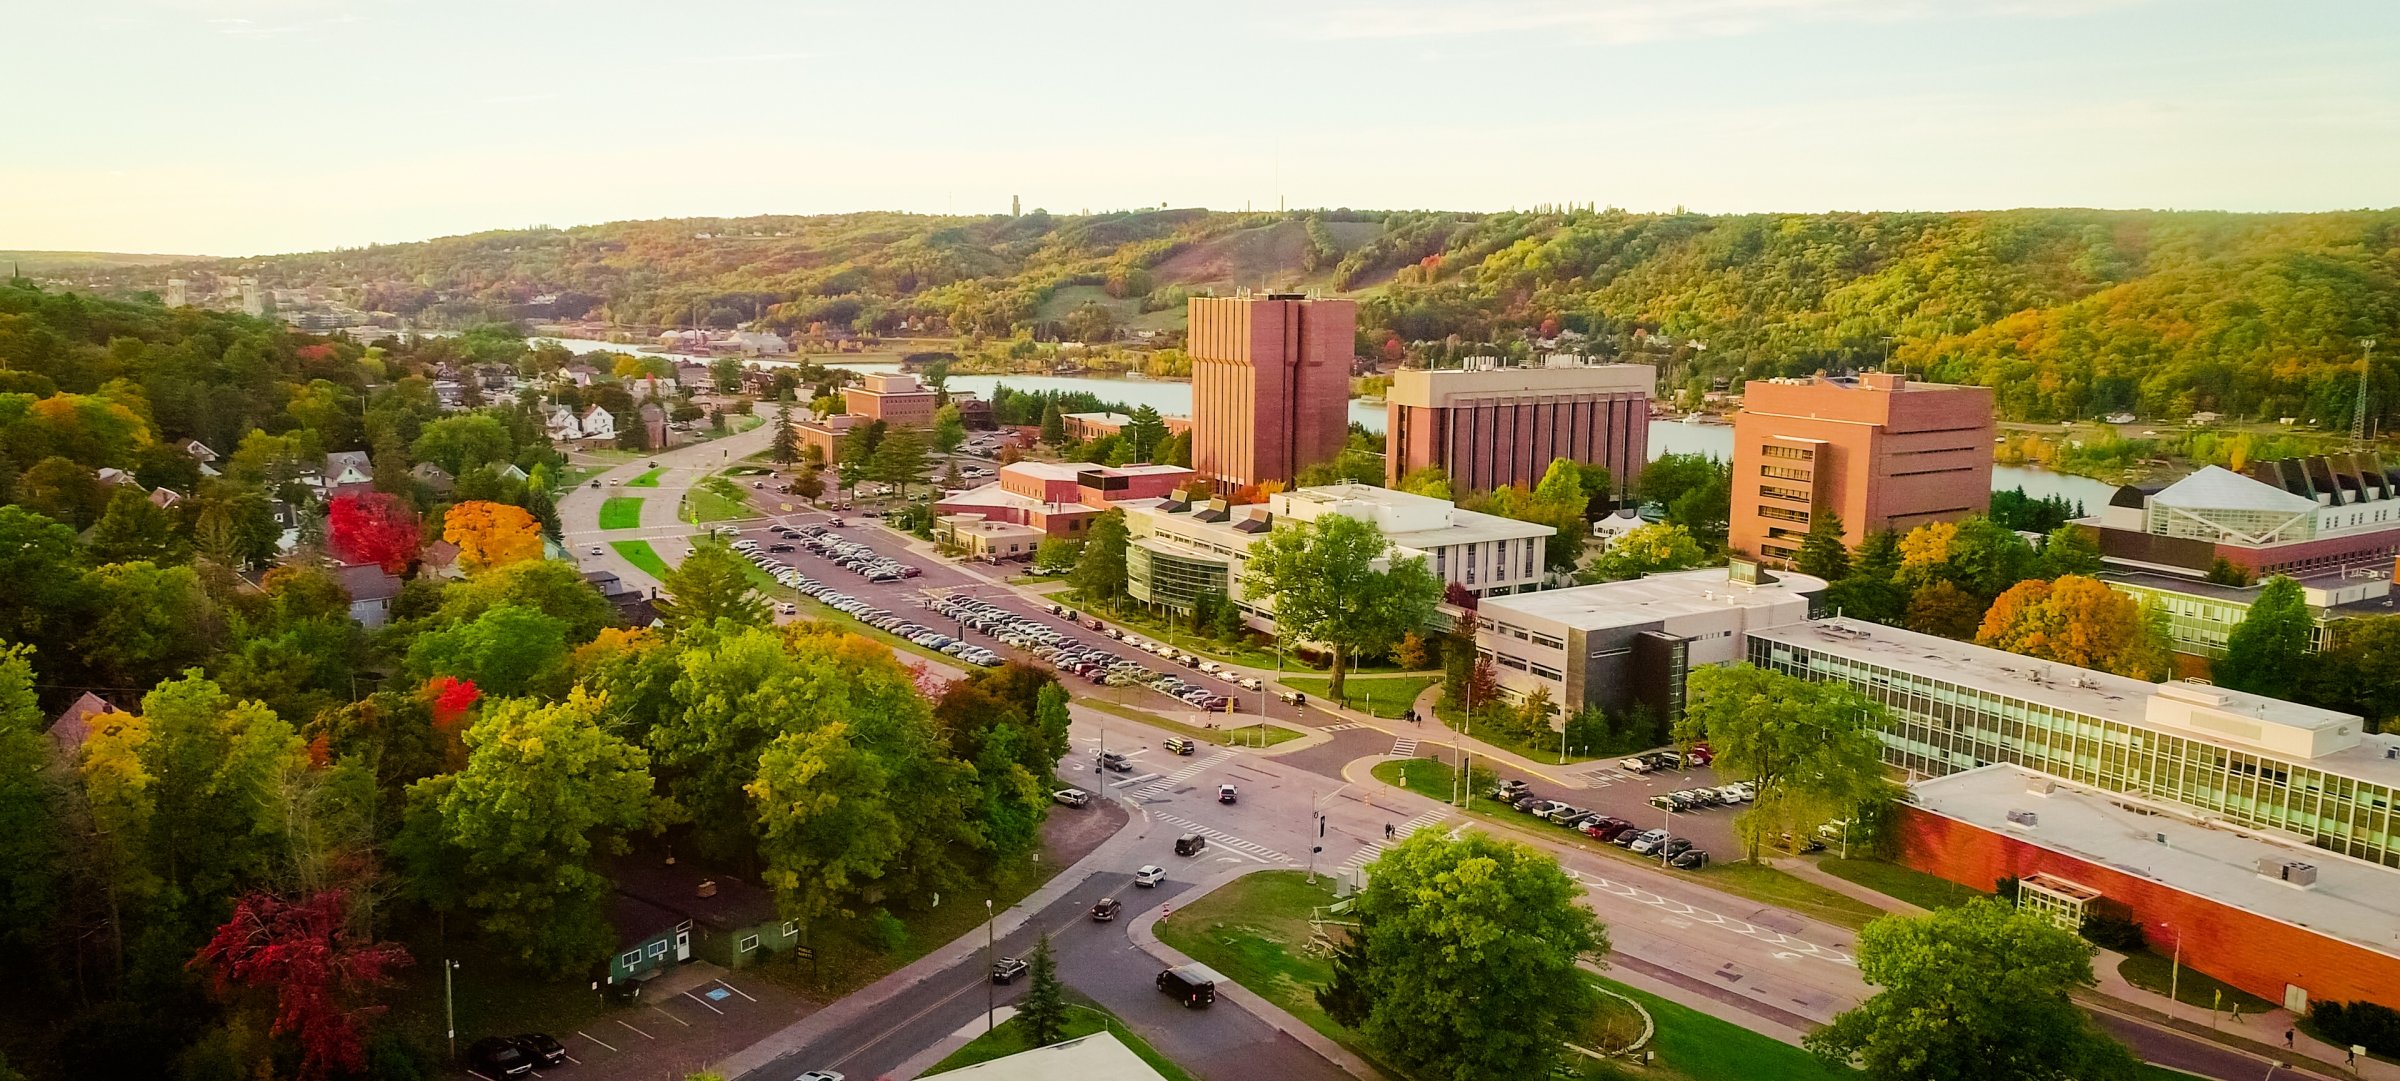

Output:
xmin=843 ymin=372 xmax=939 ymax=426
xmin=1189 ymin=293 xmax=1354 ymax=491
xmin=1899 ymin=765 xmax=2400 ymax=1015
xmin=1730 ymin=372 xmax=1995 ymax=564
xmin=1383 ymin=359 xmax=1652 ymax=495
xmin=933 ymin=461 xmax=1195 ymax=540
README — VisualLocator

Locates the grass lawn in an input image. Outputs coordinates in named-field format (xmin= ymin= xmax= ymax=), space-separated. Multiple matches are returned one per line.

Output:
xmin=1157 ymin=870 xmax=1854 ymax=1081
xmin=1223 ymin=723 xmax=1303 ymax=748
xmin=1817 ymin=858 xmax=1986 ymax=911
xmin=1061 ymin=594 xmax=1286 ymax=669
xmin=597 ymin=496 xmax=645 ymax=529
xmin=683 ymin=484 xmax=757 ymax=523
xmin=625 ymin=466 xmax=667 ymax=486
xmin=1076 ymin=697 xmax=1281 ymax=749
xmin=925 ymin=998 xmax=1196 ymax=1080
xmin=1281 ymin=675 xmax=1438 ymax=719
xmin=558 ymin=465 xmax=607 ymax=490
xmin=1431 ymin=700 xmax=1611 ymax=764
xmin=2119 ymin=949 xmax=2277 ymax=1013
xmin=610 ymin=540 xmax=671 ymax=579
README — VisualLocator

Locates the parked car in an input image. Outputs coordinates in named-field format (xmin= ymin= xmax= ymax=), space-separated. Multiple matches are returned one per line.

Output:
xmin=1671 ymin=849 xmax=1711 ymax=870
xmin=467 ymin=1037 xmax=534 ymax=1079
xmin=1492 ymin=779 xmax=1532 ymax=802
xmin=1237 ymin=676 xmax=1264 ymax=691
xmin=1619 ymin=755 xmax=1655 ymax=773
xmin=1091 ymin=897 xmax=1122 ymax=922
xmin=1660 ymin=837 xmax=1695 ymax=859
xmin=512 ymin=1033 xmax=567 ymax=1068
xmin=1627 ymin=829 xmax=1669 ymax=855
xmin=1134 ymin=864 xmax=1166 ymax=887
xmin=1512 ymin=795 xmax=1545 ymax=813
xmin=795 ymin=1072 xmax=846 ymax=1081
xmin=1053 ymin=788 xmax=1091 ymax=808
xmin=991 ymin=956 xmax=1029 ymax=984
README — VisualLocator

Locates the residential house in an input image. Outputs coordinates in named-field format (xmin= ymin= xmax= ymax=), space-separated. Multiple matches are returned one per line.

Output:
xmin=332 ymin=563 xmax=404 ymax=628
xmin=47 ymin=692 xmax=121 ymax=757
xmin=420 ymin=540 xmax=465 ymax=581
xmin=411 ymin=462 xmax=455 ymax=496
xmin=179 ymin=438 xmax=218 ymax=466
xmin=547 ymin=404 xmax=583 ymax=441
xmin=321 ymin=451 xmax=374 ymax=496
xmin=605 ymin=895 xmax=692 ymax=991
xmin=564 ymin=363 xmax=602 ymax=387
xmin=148 ymin=487 xmax=184 ymax=510
xmin=580 ymin=406 xmax=617 ymax=443
xmin=639 ymin=404 xmax=670 ymax=450
xmin=611 ymin=852 xmax=798 ymax=970
xmin=96 ymin=467 xmax=141 ymax=489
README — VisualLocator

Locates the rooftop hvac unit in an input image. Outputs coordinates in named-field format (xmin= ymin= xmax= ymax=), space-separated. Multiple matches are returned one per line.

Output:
xmin=2005 ymin=810 xmax=2039 ymax=828
xmin=2025 ymin=777 xmax=2057 ymax=797
xmin=2259 ymin=859 xmax=2319 ymax=887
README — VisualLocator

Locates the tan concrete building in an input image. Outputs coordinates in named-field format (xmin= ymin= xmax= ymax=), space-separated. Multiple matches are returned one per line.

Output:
xmin=1384 ymin=358 xmax=1652 ymax=495
xmin=1188 ymin=293 xmax=1354 ymax=490
xmin=842 ymin=372 xmax=938 ymax=426
xmin=1731 ymin=372 xmax=1995 ymax=564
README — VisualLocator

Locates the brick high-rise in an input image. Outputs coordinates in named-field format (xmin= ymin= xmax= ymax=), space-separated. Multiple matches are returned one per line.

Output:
xmin=1188 ymin=294 xmax=1354 ymax=490
xmin=1730 ymin=372 xmax=1994 ymax=564
xmin=1384 ymin=359 xmax=1653 ymax=495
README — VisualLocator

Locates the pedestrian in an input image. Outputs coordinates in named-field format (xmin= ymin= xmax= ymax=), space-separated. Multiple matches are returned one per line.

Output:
xmin=2286 ymin=1028 xmax=2296 ymax=1050
xmin=2347 ymin=1046 xmax=2357 ymax=1068
xmin=2229 ymin=1002 xmax=2243 ymax=1024
xmin=1385 ymin=822 xmax=1395 ymax=839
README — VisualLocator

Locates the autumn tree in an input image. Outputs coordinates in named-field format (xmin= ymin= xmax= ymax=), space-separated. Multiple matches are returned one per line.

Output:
xmin=1244 ymin=512 xmax=1441 ymax=699
xmin=1976 ymin=575 xmax=2171 ymax=680
xmin=1905 ymin=580 xmax=1985 ymax=639
xmin=1808 ymin=900 xmax=2137 ymax=1081
xmin=443 ymin=500 xmax=543 ymax=571
xmin=189 ymin=889 xmax=411 ymax=1081
xmin=2214 ymin=575 xmax=2312 ymax=700
xmin=402 ymin=690 xmax=657 ymax=973
xmin=327 ymin=491 xmax=421 ymax=572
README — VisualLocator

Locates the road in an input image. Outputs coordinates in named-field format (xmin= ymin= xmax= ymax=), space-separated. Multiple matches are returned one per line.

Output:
xmin=560 ymin=432 xmax=2302 ymax=1081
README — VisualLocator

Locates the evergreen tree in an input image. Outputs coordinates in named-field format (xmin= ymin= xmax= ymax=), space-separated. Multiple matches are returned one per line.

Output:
xmin=770 ymin=400 xmax=799 ymax=467
xmin=1018 ymin=934 xmax=1069 ymax=1047
xmin=87 ymin=485 xmax=189 ymax=565
xmin=2215 ymin=576 xmax=2311 ymax=700
xmin=2038 ymin=524 xmax=2104 ymax=578
xmin=1795 ymin=511 xmax=1850 ymax=582
xmin=1121 ymin=405 xmax=1167 ymax=462
xmin=1070 ymin=511 xmax=1130 ymax=611
xmin=1039 ymin=402 xmax=1067 ymax=446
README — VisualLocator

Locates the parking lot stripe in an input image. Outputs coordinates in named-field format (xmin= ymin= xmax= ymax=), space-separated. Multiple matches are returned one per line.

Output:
xmin=650 ymin=1004 xmax=691 ymax=1027
xmin=577 ymin=1031 xmax=617 ymax=1053
xmin=681 ymin=989 xmax=725 ymax=1015
xmin=715 ymin=978 xmax=758 ymax=1002
xmin=614 ymin=1019 xmax=654 ymax=1040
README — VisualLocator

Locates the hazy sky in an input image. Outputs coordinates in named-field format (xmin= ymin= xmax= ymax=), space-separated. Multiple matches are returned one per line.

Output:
xmin=9 ymin=0 xmax=2396 ymax=256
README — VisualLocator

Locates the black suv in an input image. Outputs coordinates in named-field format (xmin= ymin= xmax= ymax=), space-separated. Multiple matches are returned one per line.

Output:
xmin=468 ymin=1037 xmax=534 ymax=1078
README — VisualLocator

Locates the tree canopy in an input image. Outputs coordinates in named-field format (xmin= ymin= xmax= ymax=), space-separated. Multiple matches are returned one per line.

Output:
xmin=1243 ymin=512 xmax=1441 ymax=697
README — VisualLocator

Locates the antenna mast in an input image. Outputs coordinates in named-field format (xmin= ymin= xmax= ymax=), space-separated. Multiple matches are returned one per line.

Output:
xmin=2357 ymin=339 xmax=2379 ymax=446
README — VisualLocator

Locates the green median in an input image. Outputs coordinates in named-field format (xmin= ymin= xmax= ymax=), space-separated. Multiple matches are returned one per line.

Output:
xmin=598 ymin=496 xmax=645 ymax=529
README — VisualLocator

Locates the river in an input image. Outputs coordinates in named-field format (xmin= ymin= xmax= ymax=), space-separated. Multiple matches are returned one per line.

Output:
xmin=531 ymin=337 xmax=2116 ymax=509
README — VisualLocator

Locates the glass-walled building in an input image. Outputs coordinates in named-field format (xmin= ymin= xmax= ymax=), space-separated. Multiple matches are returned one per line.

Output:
xmin=1747 ymin=618 xmax=2400 ymax=868
xmin=2095 ymin=568 xmax=2386 ymax=659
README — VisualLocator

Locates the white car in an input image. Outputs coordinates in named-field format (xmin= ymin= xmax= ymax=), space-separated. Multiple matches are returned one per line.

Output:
xmin=588 ymin=545 xmax=603 ymax=556
xmin=1133 ymin=864 xmax=1166 ymax=888
xmin=1237 ymin=676 xmax=1264 ymax=691
xmin=796 ymin=1072 xmax=845 ymax=1081
xmin=1620 ymin=756 xmax=1656 ymax=774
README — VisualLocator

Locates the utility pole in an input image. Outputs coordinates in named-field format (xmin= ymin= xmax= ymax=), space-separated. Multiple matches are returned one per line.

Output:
xmin=984 ymin=898 xmax=996 ymax=1033
xmin=444 ymin=958 xmax=459 ymax=1061
xmin=2356 ymin=339 xmax=2378 ymax=447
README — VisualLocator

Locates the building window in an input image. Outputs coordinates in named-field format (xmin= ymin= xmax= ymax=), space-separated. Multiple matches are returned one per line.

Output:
xmin=620 ymin=951 xmax=641 ymax=970
xmin=647 ymin=941 xmax=668 ymax=958
xmin=1531 ymin=632 xmax=1564 ymax=650
xmin=1761 ymin=464 xmax=1813 ymax=482
xmin=1436 ymin=548 xmax=1447 ymax=577
xmin=1759 ymin=484 xmax=1811 ymax=503
xmin=782 ymin=921 xmax=798 ymax=937
xmin=739 ymin=935 xmax=760 ymax=953
xmin=1524 ymin=540 xmax=1535 ymax=577
xmin=1761 ymin=445 xmax=1813 ymax=460
xmin=1531 ymin=663 xmax=1563 ymax=680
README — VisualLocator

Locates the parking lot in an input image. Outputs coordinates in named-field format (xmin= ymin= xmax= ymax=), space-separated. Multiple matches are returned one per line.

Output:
xmin=460 ymin=967 xmax=803 ymax=1081
xmin=1411 ymin=743 xmax=1794 ymax=866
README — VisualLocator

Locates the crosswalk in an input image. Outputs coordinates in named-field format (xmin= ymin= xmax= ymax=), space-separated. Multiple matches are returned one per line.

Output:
xmin=1131 ymin=750 xmax=1231 ymax=799
xmin=1318 ymin=722 xmax=1369 ymax=733
xmin=1389 ymin=737 xmax=1419 ymax=757
xmin=1571 ymin=765 xmax=1638 ymax=790
xmin=1152 ymin=812 xmax=1295 ymax=865
xmin=1336 ymin=808 xmax=1452 ymax=874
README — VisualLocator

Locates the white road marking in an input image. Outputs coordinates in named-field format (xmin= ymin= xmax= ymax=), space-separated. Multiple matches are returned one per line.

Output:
xmin=1109 ymin=772 xmax=1163 ymax=788
xmin=1133 ymin=750 xmax=1232 ymax=798
xmin=1337 ymin=807 xmax=1450 ymax=873
xmin=681 ymin=989 xmax=724 ymax=1015
xmin=1573 ymin=873 xmax=1855 ymax=966
xmin=1151 ymin=812 xmax=1297 ymax=864
xmin=614 ymin=1019 xmax=654 ymax=1040
xmin=576 ymin=1031 xmax=617 ymax=1053
xmin=715 ymin=978 xmax=757 ymax=1002
xmin=649 ymin=1005 xmax=691 ymax=1027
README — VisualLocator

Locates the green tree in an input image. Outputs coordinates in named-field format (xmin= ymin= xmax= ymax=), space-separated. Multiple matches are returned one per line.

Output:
xmin=1331 ymin=831 xmax=1609 ymax=1081
xmin=409 ymin=413 xmax=514 ymax=477
xmin=710 ymin=355 xmax=744 ymax=394
xmin=1906 ymin=580 xmax=1985 ymax=639
xmin=1639 ymin=453 xmax=1731 ymax=542
xmin=1070 ymin=510 xmax=1130 ymax=611
xmin=79 ymin=561 xmax=216 ymax=692
xmin=1681 ymin=664 xmax=1893 ymax=860
xmin=931 ymin=404 xmax=967 ymax=455
xmin=1120 ymin=405 xmax=1167 ymax=462
xmin=1031 ymin=537 xmax=1079 ymax=575
xmin=87 ymin=484 xmax=189 ymax=565
xmin=655 ymin=542 xmax=769 ymax=630
xmin=2037 ymin=524 xmax=2103 ymax=578
xmin=1825 ymin=530 xmax=1907 ymax=623
xmin=1243 ymin=513 xmax=1440 ymax=699
xmin=1038 ymin=402 xmax=1066 ymax=446
xmin=0 ymin=644 xmax=60 ymax=954
xmin=1795 ymin=511 xmax=1850 ymax=581
xmin=18 ymin=456 xmax=108 ymax=528
xmin=404 ymin=689 xmax=657 ymax=973
xmin=0 ymin=508 xmax=90 ymax=667
xmin=1580 ymin=522 xmax=1708 ymax=583
xmin=1806 ymin=899 xmax=2137 ymax=1081
xmin=2214 ymin=575 xmax=2311 ymax=700
xmin=869 ymin=429 xmax=930 ymax=498
xmin=2312 ymin=616 xmax=2400 ymax=732
xmin=1395 ymin=464 xmax=1452 ymax=500
xmin=405 ymin=604 xmax=571 ymax=697
xmin=770 ymin=400 xmax=799 ymax=467
xmin=1018 ymin=933 xmax=1069 ymax=1047
xmin=437 ymin=559 xmax=615 ymax=643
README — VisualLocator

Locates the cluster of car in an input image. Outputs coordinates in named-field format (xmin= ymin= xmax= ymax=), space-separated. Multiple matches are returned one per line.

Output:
xmin=1619 ymin=744 xmax=1713 ymax=773
xmin=1492 ymin=780 xmax=1710 ymax=869
xmin=1650 ymin=781 xmax=1755 ymax=812
xmin=780 ymin=523 xmax=921 ymax=583
xmin=935 ymin=597 xmax=1241 ymax=709
xmin=467 ymin=1033 xmax=568 ymax=1078
xmin=733 ymin=533 xmax=1002 ymax=667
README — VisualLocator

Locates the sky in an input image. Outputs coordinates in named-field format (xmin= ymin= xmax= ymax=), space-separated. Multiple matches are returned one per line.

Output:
xmin=7 ymin=0 xmax=2397 ymax=256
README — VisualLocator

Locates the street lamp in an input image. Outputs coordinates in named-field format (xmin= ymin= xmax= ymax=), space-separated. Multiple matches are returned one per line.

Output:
xmin=444 ymin=958 xmax=461 ymax=1060
xmin=1307 ymin=784 xmax=1349 ymax=884
xmin=2161 ymin=922 xmax=2184 ymax=1022
xmin=985 ymin=898 xmax=996 ymax=1034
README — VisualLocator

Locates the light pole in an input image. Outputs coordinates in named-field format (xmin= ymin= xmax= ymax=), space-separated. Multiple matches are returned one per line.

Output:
xmin=444 ymin=958 xmax=460 ymax=1061
xmin=985 ymin=898 xmax=996 ymax=1033
xmin=2163 ymin=922 xmax=2184 ymax=1021
xmin=1307 ymin=784 xmax=1350 ymax=884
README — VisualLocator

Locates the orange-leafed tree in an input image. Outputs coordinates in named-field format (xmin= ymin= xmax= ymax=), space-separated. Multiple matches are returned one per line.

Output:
xmin=443 ymin=500 xmax=543 ymax=570
xmin=1976 ymin=574 xmax=2170 ymax=680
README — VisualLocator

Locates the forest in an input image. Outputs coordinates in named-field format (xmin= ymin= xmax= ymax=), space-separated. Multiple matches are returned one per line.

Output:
xmin=59 ymin=206 xmax=2400 ymax=429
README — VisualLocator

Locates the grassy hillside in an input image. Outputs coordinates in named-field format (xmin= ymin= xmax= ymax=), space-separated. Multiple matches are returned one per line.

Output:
xmin=4 ymin=250 xmax=203 ymax=273
xmin=52 ymin=206 xmax=2400 ymax=426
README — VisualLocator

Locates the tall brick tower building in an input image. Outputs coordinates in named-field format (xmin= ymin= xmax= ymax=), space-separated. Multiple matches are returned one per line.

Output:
xmin=1730 ymin=372 xmax=1995 ymax=564
xmin=1188 ymin=293 xmax=1354 ymax=490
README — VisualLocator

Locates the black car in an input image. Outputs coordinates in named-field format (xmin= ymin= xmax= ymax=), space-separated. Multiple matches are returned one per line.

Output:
xmin=1512 ymin=795 xmax=1544 ymax=813
xmin=1672 ymin=849 xmax=1711 ymax=870
xmin=768 ymin=543 xmax=795 ymax=552
xmin=513 ymin=1033 xmax=567 ymax=1068
xmin=1091 ymin=897 xmax=1122 ymax=922
xmin=1660 ymin=837 xmax=1695 ymax=859
xmin=468 ymin=1036 xmax=534 ymax=1078
xmin=992 ymin=956 xmax=1029 ymax=984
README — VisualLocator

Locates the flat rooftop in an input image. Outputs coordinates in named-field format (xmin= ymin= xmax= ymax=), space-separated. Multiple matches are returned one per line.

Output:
xmin=1751 ymin=617 xmax=2400 ymax=784
xmin=1915 ymin=765 xmax=2400 ymax=960
xmin=2097 ymin=567 xmax=2395 ymax=614
xmin=1483 ymin=566 xmax=1827 ymax=630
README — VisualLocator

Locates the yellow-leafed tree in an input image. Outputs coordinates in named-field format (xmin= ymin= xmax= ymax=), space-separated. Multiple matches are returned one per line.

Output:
xmin=444 ymin=500 xmax=544 ymax=571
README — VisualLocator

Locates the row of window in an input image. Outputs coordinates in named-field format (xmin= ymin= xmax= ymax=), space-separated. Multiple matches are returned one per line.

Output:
xmin=1760 ymin=445 xmax=1814 ymax=460
xmin=1760 ymin=464 xmax=1814 ymax=482
xmin=1757 ymin=505 xmax=1810 ymax=524
xmin=1759 ymin=484 xmax=1811 ymax=504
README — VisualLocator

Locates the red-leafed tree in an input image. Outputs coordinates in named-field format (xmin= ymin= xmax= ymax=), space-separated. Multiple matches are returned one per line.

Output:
xmin=1539 ymin=316 xmax=1561 ymax=338
xmin=327 ymin=491 xmax=421 ymax=573
xmin=190 ymin=889 xmax=412 ymax=1081
xmin=424 ymin=675 xmax=481 ymax=731
xmin=1380 ymin=334 xmax=1405 ymax=363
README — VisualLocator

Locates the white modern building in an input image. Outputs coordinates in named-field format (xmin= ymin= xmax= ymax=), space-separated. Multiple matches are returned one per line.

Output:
xmin=1471 ymin=562 xmax=1826 ymax=720
xmin=1123 ymin=483 xmax=1553 ymax=624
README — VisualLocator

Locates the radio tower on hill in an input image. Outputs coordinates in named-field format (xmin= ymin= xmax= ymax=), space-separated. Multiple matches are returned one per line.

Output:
xmin=2356 ymin=338 xmax=2378 ymax=447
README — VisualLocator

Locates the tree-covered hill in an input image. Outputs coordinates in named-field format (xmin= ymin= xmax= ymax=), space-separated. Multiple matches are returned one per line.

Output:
xmin=57 ymin=205 xmax=2400 ymax=426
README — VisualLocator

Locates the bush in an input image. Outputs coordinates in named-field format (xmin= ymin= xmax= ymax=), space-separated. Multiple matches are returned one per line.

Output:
xmin=2312 ymin=1000 xmax=2400 ymax=1058
xmin=2078 ymin=909 xmax=2146 ymax=952
xmin=864 ymin=909 xmax=911 ymax=954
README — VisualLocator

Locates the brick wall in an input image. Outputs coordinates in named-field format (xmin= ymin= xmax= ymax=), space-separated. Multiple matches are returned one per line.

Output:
xmin=1898 ymin=807 xmax=2400 ymax=1012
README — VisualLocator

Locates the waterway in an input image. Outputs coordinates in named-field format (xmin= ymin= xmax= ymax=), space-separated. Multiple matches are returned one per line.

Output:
xmin=533 ymin=337 xmax=2116 ymax=508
